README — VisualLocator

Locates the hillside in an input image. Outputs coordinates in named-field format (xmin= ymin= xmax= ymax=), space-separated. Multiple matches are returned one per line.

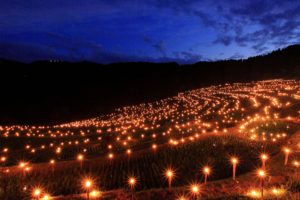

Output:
xmin=0 ymin=45 xmax=299 ymax=125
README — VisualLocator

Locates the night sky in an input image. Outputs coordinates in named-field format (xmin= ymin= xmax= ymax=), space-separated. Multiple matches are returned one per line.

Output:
xmin=0 ymin=0 xmax=299 ymax=63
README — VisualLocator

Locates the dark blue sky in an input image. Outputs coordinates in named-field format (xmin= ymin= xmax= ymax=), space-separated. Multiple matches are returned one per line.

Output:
xmin=0 ymin=0 xmax=299 ymax=63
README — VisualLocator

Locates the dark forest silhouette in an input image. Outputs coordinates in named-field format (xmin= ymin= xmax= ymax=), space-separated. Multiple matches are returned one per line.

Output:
xmin=0 ymin=45 xmax=299 ymax=125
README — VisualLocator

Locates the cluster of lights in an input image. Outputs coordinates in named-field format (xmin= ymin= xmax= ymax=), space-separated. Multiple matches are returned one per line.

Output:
xmin=247 ymin=187 xmax=286 ymax=198
xmin=1 ymin=80 xmax=298 ymax=168
xmin=0 ymin=79 xmax=299 ymax=199
xmin=32 ymin=188 xmax=51 ymax=200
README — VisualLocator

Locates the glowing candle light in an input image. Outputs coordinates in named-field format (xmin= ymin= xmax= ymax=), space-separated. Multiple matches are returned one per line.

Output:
xmin=128 ymin=176 xmax=137 ymax=200
xmin=19 ymin=161 xmax=29 ymax=177
xmin=83 ymin=179 xmax=93 ymax=200
xmin=49 ymin=159 xmax=55 ymax=173
xmin=190 ymin=183 xmax=200 ymax=199
xmin=77 ymin=154 xmax=84 ymax=169
xmin=90 ymin=190 xmax=100 ymax=199
xmin=165 ymin=168 xmax=175 ymax=189
xmin=42 ymin=194 xmax=51 ymax=200
xmin=251 ymin=190 xmax=258 ymax=198
xmin=202 ymin=166 xmax=211 ymax=184
xmin=33 ymin=188 xmax=41 ymax=200
xmin=257 ymin=169 xmax=266 ymax=198
xmin=283 ymin=147 xmax=291 ymax=166
xmin=126 ymin=149 xmax=132 ymax=155
xmin=230 ymin=157 xmax=239 ymax=180
xmin=293 ymin=160 xmax=300 ymax=168
xmin=152 ymin=144 xmax=157 ymax=150
xmin=260 ymin=153 xmax=269 ymax=169
xmin=108 ymin=153 xmax=114 ymax=160
xmin=50 ymin=159 xmax=55 ymax=165
xmin=0 ymin=156 xmax=6 ymax=163
xmin=19 ymin=161 xmax=26 ymax=168
xmin=271 ymin=187 xmax=285 ymax=197
xmin=128 ymin=177 xmax=137 ymax=189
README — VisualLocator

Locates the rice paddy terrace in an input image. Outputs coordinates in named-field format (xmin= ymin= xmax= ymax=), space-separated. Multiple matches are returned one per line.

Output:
xmin=1 ymin=79 xmax=300 ymax=200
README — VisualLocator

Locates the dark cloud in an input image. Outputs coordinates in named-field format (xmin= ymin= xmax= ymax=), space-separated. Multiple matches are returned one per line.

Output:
xmin=230 ymin=0 xmax=271 ymax=17
xmin=171 ymin=50 xmax=203 ymax=63
xmin=252 ymin=43 xmax=268 ymax=53
xmin=213 ymin=35 xmax=233 ymax=46
xmin=143 ymin=37 xmax=166 ymax=55
xmin=226 ymin=0 xmax=300 ymax=51
xmin=193 ymin=10 xmax=216 ymax=27
xmin=180 ymin=51 xmax=202 ymax=63
xmin=152 ymin=0 xmax=300 ymax=53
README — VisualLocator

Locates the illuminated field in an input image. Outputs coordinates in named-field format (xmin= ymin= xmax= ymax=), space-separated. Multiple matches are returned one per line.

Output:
xmin=1 ymin=79 xmax=300 ymax=200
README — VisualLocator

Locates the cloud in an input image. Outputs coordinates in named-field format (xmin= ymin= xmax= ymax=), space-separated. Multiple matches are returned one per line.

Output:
xmin=171 ymin=50 xmax=203 ymax=63
xmin=143 ymin=37 xmax=167 ymax=55
xmin=213 ymin=35 xmax=233 ymax=46
xmin=230 ymin=0 xmax=271 ymax=17
xmin=150 ymin=0 xmax=300 ymax=53
xmin=180 ymin=51 xmax=202 ymax=63
xmin=226 ymin=0 xmax=300 ymax=51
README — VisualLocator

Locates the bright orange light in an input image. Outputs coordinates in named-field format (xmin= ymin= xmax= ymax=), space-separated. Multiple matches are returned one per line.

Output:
xmin=272 ymin=188 xmax=278 ymax=195
xmin=283 ymin=147 xmax=291 ymax=165
xmin=19 ymin=161 xmax=27 ymax=168
xmin=203 ymin=166 xmax=211 ymax=175
xmin=126 ymin=149 xmax=132 ymax=155
xmin=33 ymin=188 xmax=41 ymax=197
xmin=260 ymin=154 xmax=268 ymax=161
xmin=247 ymin=189 xmax=259 ymax=198
xmin=0 ymin=156 xmax=6 ymax=162
xmin=293 ymin=160 xmax=299 ymax=167
xmin=231 ymin=157 xmax=239 ymax=165
xmin=257 ymin=169 xmax=266 ymax=178
xmin=84 ymin=179 xmax=93 ymax=189
xmin=165 ymin=168 xmax=175 ymax=188
xmin=90 ymin=190 xmax=100 ymax=198
xmin=230 ymin=157 xmax=238 ymax=180
xmin=25 ymin=167 xmax=31 ymax=172
xmin=271 ymin=187 xmax=285 ymax=196
xmin=56 ymin=147 xmax=61 ymax=154
xmin=128 ymin=177 xmax=137 ymax=188
xmin=42 ymin=194 xmax=51 ymax=200
xmin=77 ymin=154 xmax=84 ymax=161
xmin=108 ymin=153 xmax=114 ymax=159
xmin=190 ymin=184 xmax=200 ymax=196
xmin=166 ymin=169 xmax=174 ymax=178
xmin=283 ymin=147 xmax=291 ymax=154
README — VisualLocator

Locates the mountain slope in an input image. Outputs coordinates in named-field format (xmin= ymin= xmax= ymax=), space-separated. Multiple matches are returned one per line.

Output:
xmin=0 ymin=45 xmax=299 ymax=124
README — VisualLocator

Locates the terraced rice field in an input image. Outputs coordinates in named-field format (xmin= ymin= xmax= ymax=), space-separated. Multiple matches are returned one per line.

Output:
xmin=1 ymin=79 xmax=300 ymax=199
